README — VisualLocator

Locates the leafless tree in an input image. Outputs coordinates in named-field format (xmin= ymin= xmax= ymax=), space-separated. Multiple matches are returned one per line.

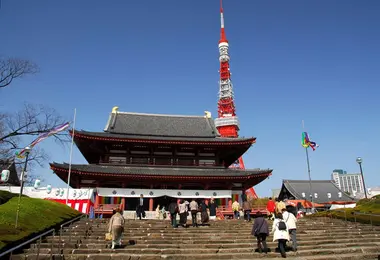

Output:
xmin=0 ymin=57 xmax=39 ymax=89
xmin=0 ymin=103 xmax=70 ymax=177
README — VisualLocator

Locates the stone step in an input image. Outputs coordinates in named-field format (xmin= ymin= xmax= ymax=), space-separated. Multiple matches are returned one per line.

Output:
xmin=69 ymin=227 xmax=379 ymax=234
xmin=76 ymin=219 xmax=364 ymax=225
xmin=24 ymin=241 xmax=380 ymax=255
xmin=52 ymin=232 xmax=380 ymax=242
xmin=49 ymin=233 xmax=380 ymax=244
xmin=70 ymin=222 xmax=363 ymax=230
xmin=69 ymin=224 xmax=375 ymax=230
xmin=11 ymin=254 xmax=380 ymax=260
xmin=68 ymin=229 xmax=379 ymax=237
xmin=12 ymin=246 xmax=380 ymax=260
xmin=29 ymin=238 xmax=380 ymax=253
xmin=29 ymin=237 xmax=380 ymax=251
xmin=12 ymin=218 xmax=380 ymax=260
xmin=57 ymin=227 xmax=380 ymax=235
xmin=71 ymin=220 xmax=378 ymax=227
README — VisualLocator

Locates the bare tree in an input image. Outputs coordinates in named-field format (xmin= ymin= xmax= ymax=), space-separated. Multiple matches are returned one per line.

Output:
xmin=0 ymin=57 xmax=39 ymax=88
xmin=0 ymin=103 xmax=70 ymax=177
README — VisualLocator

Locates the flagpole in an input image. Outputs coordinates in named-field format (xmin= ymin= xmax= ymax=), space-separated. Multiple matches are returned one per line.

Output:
xmin=65 ymin=108 xmax=76 ymax=205
xmin=302 ymin=120 xmax=315 ymax=213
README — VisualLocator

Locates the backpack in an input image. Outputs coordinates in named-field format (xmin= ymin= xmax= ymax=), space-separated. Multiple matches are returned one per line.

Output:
xmin=277 ymin=220 xmax=287 ymax=231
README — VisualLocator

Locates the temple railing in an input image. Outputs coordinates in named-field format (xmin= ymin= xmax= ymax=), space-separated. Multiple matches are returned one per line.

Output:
xmin=94 ymin=204 xmax=121 ymax=218
xmin=218 ymin=205 xmax=268 ymax=218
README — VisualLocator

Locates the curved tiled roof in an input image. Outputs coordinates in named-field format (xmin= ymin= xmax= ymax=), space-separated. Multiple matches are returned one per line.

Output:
xmin=50 ymin=162 xmax=272 ymax=178
xmin=104 ymin=111 xmax=220 ymax=138
xmin=280 ymin=179 xmax=356 ymax=203
xmin=71 ymin=130 xmax=256 ymax=144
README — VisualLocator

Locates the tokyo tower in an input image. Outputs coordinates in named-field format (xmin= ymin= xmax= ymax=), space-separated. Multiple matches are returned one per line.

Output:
xmin=214 ymin=0 xmax=258 ymax=199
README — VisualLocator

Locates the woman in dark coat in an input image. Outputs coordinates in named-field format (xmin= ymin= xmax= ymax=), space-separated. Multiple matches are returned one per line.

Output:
xmin=252 ymin=211 xmax=270 ymax=253
xmin=199 ymin=200 xmax=209 ymax=224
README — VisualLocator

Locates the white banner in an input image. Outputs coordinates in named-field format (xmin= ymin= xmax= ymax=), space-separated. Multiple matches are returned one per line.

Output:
xmin=97 ymin=188 xmax=234 ymax=199
xmin=0 ymin=186 xmax=95 ymax=202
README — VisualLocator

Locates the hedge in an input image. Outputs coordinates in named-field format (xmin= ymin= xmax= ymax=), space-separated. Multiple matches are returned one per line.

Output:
xmin=310 ymin=195 xmax=380 ymax=226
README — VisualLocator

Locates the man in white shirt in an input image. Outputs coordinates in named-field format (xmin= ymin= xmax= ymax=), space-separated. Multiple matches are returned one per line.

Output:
xmin=281 ymin=208 xmax=298 ymax=252
xmin=189 ymin=199 xmax=199 ymax=227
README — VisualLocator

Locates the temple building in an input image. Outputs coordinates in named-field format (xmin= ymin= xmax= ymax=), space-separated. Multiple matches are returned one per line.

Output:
xmin=278 ymin=180 xmax=356 ymax=205
xmin=50 ymin=107 xmax=272 ymax=212
xmin=0 ymin=158 xmax=20 ymax=187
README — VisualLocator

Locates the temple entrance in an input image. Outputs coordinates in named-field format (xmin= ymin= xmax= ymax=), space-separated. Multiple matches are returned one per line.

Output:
xmin=124 ymin=198 xmax=149 ymax=211
xmin=154 ymin=196 xmax=176 ymax=210
xmin=154 ymin=197 xmax=206 ymax=210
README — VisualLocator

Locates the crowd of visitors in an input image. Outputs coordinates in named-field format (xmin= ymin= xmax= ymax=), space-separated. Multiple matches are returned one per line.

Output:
xmin=107 ymin=196 xmax=300 ymax=257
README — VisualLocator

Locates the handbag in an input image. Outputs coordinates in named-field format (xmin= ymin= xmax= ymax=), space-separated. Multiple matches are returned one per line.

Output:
xmin=105 ymin=232 xmax=112 ymax=241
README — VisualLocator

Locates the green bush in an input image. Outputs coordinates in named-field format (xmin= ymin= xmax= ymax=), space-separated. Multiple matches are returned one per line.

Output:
xmin=309 ymin=195 xmax=380 ymax=226
xmin=0 ymin=191 xmax=81 ymax=252
xmin=249 ymin=197 xmax=269 ymax=207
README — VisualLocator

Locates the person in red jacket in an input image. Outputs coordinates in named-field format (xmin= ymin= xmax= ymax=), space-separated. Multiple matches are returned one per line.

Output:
xmin=266 ymin=197 xmax=276 ymax=220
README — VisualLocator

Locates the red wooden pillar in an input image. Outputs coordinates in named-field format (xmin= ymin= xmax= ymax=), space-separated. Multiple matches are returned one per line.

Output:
xmin=149 ymin=198 xmax=154 ymax=211
xmin=95 ymin=193 xmax=100 ymax=208
xmin=228 ymin=199 xmax=232 ymax=210
xmin=121 ymin=183 xmax=126 ymax=210
xmin=121 ymin=198 xmax=125 ymax=210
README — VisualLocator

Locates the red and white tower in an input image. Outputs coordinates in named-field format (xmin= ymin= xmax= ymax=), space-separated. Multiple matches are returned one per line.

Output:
xmin=214 ymin=0 xmax=258 ymax=198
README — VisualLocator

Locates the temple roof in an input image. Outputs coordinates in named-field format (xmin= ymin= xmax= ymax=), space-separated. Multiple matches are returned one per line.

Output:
xmin=0 ymin=158 xmax=20 ymax=186
xmin=51 ymin=162 xmax=272 ymax=189
xmin=51 ymin=162 xmax=272 ymax=178
xmin=104 ymin=111 xmax=220 ymax=138
xmin=279 ymin=179 xmax=356 ymax=203
xmin=72 ymin=130 xmax=256 ymax=144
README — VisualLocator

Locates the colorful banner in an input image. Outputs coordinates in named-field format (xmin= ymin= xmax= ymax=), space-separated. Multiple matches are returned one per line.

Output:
xmin=16 ymin=122 xmax=70 ymax=158
xmin=98 ymin=196 xmax=122 ymax=205
xmin=301 ymin=132 xmax=319 ymax=151
xmin=231 ymin=194 xmax=239 ymax=202
xmin=215 ymin=198 xmax=228 ymax=207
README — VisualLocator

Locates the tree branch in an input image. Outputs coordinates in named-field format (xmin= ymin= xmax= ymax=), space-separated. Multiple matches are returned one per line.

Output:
xmin=0 ymin=57 xmax=39 ymax=89
xmin=0 ymin=103 xmax=69 ymax=176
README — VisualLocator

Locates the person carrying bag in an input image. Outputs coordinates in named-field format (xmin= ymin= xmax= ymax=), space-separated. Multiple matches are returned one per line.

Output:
xmin=251 ymin=211 xmax=269 ymax=253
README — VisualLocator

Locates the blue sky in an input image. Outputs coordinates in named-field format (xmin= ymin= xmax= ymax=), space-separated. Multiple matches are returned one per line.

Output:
xmin=1 ymin=0 xmax=379 ymax=196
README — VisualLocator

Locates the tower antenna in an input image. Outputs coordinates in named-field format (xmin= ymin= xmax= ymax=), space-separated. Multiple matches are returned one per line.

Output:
xmin=219 ymin=0 xmax=228 ymax=43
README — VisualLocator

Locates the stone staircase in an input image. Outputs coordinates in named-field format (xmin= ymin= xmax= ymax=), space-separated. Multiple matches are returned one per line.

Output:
xmin=10 ymin=217 xmax=380 ymax=259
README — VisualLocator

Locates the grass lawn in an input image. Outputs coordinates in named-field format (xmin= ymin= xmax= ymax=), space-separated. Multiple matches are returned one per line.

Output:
xmin=0 ymin=191 xmax=81 ymax=252
xmin=310 ymin=195 xmax=380 ymax=225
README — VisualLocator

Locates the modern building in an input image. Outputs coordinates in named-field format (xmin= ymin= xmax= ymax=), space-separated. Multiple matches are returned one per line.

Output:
xmin=331 ymin=170 xmax=364 ymax=195
xmin=332 ymin=169 xmax=347 ymax=175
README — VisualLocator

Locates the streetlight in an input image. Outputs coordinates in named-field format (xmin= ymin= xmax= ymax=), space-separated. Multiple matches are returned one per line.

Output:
xmin=356 ymin=157 xmax=368 ymax=199
xmin=15 ymin=146 xmax=31 ymax=228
